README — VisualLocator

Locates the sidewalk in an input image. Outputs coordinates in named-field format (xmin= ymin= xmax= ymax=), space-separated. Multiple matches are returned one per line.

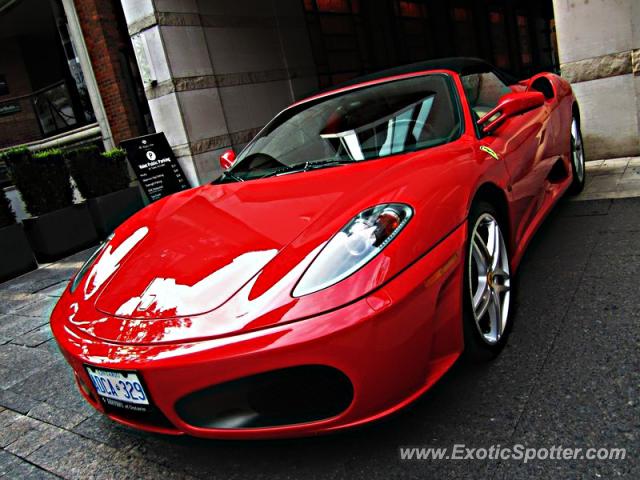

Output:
xmin=576 ymin=157 xmax=640 ymax=201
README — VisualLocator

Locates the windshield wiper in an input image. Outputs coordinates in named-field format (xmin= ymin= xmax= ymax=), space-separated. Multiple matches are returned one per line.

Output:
xmin=219 ymin=170 xmax=245 ymax=183
xmin=260 ymin=159 xmax=356 ymax=179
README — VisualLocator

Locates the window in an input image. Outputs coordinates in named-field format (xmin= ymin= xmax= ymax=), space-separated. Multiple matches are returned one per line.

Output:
xmin=397 ymin=1 xmax=426 ymax=18
xmin=450 ymin=6 xmax=477 ymax=56
xmin=539 ymin=17 xmax=557 ymax=71
xmin=223 ymin=75 xmax=462 ymax=182
xmin=461 ymin=71 xmax=511 ymax=119
xmin=304 ymin=0 xmax=368 ymax=88
xmin=517 ymin=15 xmax=533 ymax=66
xmin=309 ymin=0 xmax=359 ymax=13
xmin=315 ymin=0 xmax=348 ymax=13
xmin=488 ymin=9 xmax=510 ymax=69
xmin=394 ymin=1 xmax=433 ymax=62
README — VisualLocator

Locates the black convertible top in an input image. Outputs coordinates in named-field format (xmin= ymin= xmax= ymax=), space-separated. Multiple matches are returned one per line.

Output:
xmin=327 ymin=57 xmax=518 ymax=92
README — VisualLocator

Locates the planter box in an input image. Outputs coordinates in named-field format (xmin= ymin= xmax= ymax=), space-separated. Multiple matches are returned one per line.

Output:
xmin=23 ymin=204 xmax=98 ymax=262
xmin=0 ymin=223 xmax=38 ymax=282
xmin=87 ymin=186 xmax=144 ymax=238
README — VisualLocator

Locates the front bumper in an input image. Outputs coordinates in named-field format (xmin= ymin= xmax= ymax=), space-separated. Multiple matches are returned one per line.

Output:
xmin=51 ymin=223 xmax=466 ymax=439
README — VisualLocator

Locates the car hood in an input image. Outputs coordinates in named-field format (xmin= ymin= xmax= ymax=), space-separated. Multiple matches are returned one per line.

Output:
xmin=65 ymin=141 xmax=474 ymax=344
xmin=87 ymin=177 xmax=343 ymax=320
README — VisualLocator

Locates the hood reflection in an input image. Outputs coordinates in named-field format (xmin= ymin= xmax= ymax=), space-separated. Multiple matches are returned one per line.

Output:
xmin=84 ymin=227 xmax=149 ymax=300
xmin=115 ymin=249 xmax=278 ymax=318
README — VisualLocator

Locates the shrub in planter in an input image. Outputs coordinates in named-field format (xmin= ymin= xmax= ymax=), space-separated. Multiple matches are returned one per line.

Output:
xmin=0 ymin=186 xmax=15 ymax=228
xmin=67 ymin=145 xmax=130 ymax=198
xmin=0 ymin=190 xmax=37 ymax=282
xmin=2 ymin=148 xmax=97 ymax=262
xmin=66 ymin=147 xmax=143 ymax=238
xmin=2 ymin=148 xmax=73 ymax=216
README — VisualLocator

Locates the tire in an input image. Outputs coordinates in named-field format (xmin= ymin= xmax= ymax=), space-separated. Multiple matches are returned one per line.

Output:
xmin=568 ymin=116 xmax=586 ymax=195
xmin=462 ymin=201 xmax=515 ymax=362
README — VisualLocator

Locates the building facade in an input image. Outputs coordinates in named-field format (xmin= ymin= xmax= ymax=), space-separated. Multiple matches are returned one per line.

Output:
xmin=3 ymin=0 xmax=632 ymax=191
xmin=552 ymin=0 xmax=640 ymax=160
xmin=118 ymin=0 xmax=556 ymax=184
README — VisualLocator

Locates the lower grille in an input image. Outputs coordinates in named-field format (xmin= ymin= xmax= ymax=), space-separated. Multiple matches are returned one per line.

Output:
xmin=175 ymin=365 xmax=353 ymax=429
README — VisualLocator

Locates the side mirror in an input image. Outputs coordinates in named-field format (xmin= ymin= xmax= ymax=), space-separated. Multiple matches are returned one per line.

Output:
xmin=477 ymin=91 xmax=545 ymax=134
xmin=219 ymin=149 xmax=235 ymax=170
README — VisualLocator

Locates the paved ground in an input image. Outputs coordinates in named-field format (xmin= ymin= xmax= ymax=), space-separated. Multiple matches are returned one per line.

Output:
xmin=0 ymin=183 xmax=638 ymax=478
xmin=578 ymin=157 xmax=640 ymax=200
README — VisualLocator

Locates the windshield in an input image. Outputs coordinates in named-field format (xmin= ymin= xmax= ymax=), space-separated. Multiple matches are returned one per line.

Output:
xmin=219 ymin=74 xmax=461 ymax=182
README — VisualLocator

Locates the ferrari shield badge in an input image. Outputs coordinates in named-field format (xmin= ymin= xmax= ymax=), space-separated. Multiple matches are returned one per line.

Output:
xmin=480 ymin=145 xmax=500 ymax=160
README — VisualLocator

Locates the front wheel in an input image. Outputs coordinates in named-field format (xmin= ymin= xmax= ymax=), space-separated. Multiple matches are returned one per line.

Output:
xmin=462 ymin=202 xmax=514 ymax=361
xmin=568 ymin=117 xmax=586 ymax=195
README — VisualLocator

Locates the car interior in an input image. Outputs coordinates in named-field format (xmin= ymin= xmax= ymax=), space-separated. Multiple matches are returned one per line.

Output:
xmin=461 ymin=71 xmax=512 ymax=120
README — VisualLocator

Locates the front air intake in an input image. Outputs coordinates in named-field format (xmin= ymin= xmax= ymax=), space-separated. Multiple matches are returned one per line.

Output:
xmin=175 ymin=365 xmax=353 ymax=429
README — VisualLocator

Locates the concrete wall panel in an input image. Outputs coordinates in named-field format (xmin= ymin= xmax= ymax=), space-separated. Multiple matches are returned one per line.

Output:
xmin=554 ymin=0 xmax=634 ymax=64
xmin=161 ymin=26 xmax=213 ymax=77
xmin=120 ymin=0 xmax=154 ymax=25
xmin=178 ymin=88 xmax=228 ymax=142
xmin=147 ymin=93 xmax=188 ymax=146
xmin=155 ymin=0 xmax=198 ymax=13
xmin=572 ymin=74 xmax=639 ymax=159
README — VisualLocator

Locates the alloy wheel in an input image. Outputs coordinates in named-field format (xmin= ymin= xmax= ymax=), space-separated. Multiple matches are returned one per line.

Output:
xmin=571 ymin=118 xmax=585 ymax=183
xmin=468 ymin=213 xmax=511 ymax=345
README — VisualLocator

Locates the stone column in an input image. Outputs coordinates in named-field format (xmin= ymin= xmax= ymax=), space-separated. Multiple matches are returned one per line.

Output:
xmin=120 ymin=0 xmax=318 ymax=185
xmin=553 ymin=0 xmax=640 ymax=159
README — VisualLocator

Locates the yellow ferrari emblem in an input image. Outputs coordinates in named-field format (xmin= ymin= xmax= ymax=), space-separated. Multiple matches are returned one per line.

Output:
xmin=480 ymin=145 xmax=500 ymax=160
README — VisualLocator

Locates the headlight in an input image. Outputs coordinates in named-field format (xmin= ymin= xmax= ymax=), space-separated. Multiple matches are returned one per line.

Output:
xmin=69 ymin=235 xmax=112 ymax=293
xmin=293 ymin=203 xmax=413 ymax=297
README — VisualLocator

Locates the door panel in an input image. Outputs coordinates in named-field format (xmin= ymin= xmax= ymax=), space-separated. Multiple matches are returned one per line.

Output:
xmin=479 ymin=103 xmax=550 ymax=246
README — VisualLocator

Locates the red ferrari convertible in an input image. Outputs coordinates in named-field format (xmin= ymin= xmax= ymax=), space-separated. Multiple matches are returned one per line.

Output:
xmin=51 ymin=58 xmax=585 ymax=439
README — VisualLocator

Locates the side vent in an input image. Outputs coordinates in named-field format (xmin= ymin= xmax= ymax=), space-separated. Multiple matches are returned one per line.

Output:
xmin=547 ymin=158 xmax=569 ymax=184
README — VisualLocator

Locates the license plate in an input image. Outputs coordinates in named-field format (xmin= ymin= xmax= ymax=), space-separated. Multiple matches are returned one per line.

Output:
xmin=85 ymin=367 xmax=150 ymax=410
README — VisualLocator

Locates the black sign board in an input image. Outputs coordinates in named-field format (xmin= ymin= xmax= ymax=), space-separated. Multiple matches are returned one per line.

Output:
xmin=121 ymin=133 xmax=190 ymax=202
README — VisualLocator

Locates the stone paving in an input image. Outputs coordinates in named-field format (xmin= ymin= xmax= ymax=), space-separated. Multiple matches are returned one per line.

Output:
xmin=0 ymin=162 xmax=638 ymax=479
xmin=577 ymin=157 xmax=640 ymax=201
